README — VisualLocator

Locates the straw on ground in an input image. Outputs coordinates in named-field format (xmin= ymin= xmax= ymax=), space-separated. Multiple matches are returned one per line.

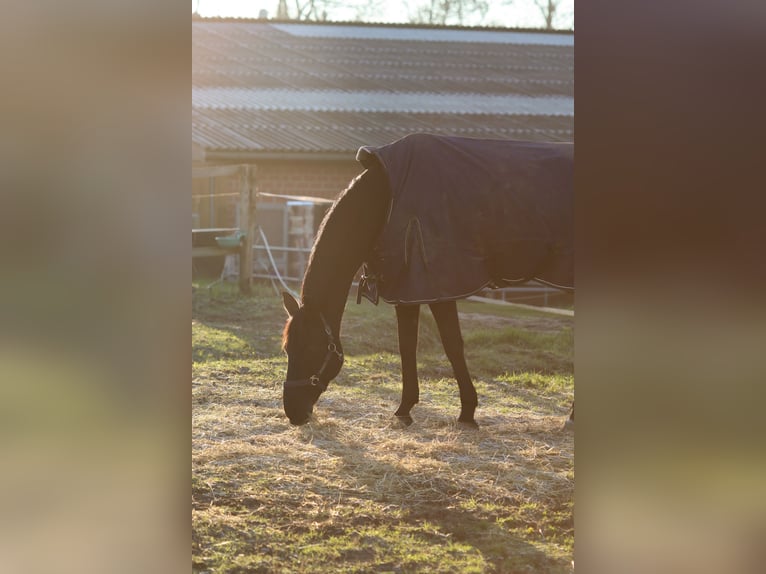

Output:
xmin=193 ymin=282 xmax=573 ymax=573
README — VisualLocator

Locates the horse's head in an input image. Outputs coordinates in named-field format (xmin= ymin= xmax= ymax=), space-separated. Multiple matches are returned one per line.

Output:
xmin=281 ymin=292 xmax=344 ymax=425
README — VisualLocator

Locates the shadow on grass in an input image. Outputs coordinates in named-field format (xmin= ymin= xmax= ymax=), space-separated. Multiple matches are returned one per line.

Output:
xmin=303 ymin=423 xmax=570 ymax=573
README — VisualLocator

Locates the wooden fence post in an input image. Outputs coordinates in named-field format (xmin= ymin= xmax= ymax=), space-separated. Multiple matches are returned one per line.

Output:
xmin=239 ymin=165 xmax=256 ymax=295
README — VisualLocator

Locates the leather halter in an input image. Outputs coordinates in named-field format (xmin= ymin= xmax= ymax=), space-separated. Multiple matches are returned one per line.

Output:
xmin=283 ymin=313 xmax=343 ymax=392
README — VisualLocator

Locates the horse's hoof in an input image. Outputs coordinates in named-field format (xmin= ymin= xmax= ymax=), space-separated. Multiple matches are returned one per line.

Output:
xmin=393 ymin=415 xmax=413 ymax=428
xmin=457 ymin=419 xmax=479 ymax=430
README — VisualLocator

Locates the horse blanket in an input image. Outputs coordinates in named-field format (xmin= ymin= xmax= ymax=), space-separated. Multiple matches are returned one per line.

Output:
xmin=356 ymin=133 xmax=573 ymax=305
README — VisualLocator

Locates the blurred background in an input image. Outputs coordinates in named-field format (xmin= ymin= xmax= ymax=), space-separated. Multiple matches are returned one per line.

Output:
xmin=1 ymin=1 xmax=765 ymax=573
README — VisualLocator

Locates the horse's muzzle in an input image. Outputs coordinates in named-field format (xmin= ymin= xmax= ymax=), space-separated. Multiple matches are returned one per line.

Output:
xmin=283 ymin=381 xmax=319 ymax=425
xmin=287 ymin=412 xmax=311 ymax=426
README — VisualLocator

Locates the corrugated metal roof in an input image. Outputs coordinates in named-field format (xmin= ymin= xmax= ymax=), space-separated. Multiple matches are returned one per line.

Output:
xmin=192 ymin=109 xmax=573 ymax=154
xmin=192 ymin=21 xmax=574 ymax=157
xmin=193 ymin=88 xmax=573 ymax=116
xmin=270 ymin=23 xmax=575 ymax=46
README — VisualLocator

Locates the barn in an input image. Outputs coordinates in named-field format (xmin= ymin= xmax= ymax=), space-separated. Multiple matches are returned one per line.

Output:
xmin=192 ymin=18 xmax=574 ymax=288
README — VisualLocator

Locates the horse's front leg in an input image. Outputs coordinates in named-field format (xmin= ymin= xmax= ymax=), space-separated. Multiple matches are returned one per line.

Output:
xmin=429 ymin=301 xmax=478 ymax=427
xmin=394 ymin=304 xmax=421 ymax=425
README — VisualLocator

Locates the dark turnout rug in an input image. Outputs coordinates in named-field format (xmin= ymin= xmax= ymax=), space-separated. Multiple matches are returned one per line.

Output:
xmin=357 ymin=133 xmax=574 ymax=305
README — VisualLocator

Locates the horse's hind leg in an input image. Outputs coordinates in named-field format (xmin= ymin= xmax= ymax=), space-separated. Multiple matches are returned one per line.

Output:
xmin=564 ymin=400 xmax=574 ymax=430
xmin=394 ymin=304 xmax=421 ymax=425
xmin=429 ymin=301 xmax=478 ymax=426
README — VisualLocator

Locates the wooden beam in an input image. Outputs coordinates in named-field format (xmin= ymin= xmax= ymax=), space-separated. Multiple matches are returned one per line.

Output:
xmin=192 ymin=164 xmax=242 ymax=179
xmin=238 ymin=165 xmax=256 ymax=295
xmin=257 ymin=192 xmax=335 ymax=204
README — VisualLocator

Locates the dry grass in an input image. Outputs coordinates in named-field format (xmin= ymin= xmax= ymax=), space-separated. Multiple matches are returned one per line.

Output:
xmin=193 ymin=282 xmax=573 ymax=573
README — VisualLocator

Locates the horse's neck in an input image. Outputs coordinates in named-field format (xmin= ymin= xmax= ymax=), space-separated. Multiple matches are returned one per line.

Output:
xmin=301 ymin=167 xmax=389 ymax=336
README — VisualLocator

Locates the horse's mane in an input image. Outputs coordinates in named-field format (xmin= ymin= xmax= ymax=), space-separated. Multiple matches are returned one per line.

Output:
xmin=299 ymin=166 xmax=390 ymax=306
xmin=282 ymin=166 xmax=388 ymax=350
xmin=301 ymin=172 xmax=362 ymax=293
xmin=281 ymin=316 xmax=292 ymax=352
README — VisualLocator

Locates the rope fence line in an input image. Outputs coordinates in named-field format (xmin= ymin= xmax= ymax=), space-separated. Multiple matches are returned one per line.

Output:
xmin=468 ymin=295 xmax=574 ymax=317
xmin=200 ymin=226 xmax=572 ymax=315
xmin=254 ymin=225 xmax=300 ymax=300
xmin=255 ymin=255 xmax=285 ymax=298
xmin=192 ymin=192 xmax=336 ymax=202
xmin=249 ymin=227 xmax=571 ymax=315
xmin=192 ymin=192 xmax=241 ymax=199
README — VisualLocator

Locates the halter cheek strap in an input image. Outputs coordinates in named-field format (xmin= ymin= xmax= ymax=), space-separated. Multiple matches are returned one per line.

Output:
xmin=284 ymin=313 xmax=344 ymax=391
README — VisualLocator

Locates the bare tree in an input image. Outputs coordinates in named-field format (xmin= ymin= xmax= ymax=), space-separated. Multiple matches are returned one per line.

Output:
xmin=533 ymin=0 xmax=561 ymax=30
xmin=410 ymin=0 xmax=490 ymax=26
xmin=274 ymin=0 xmax=506 ymax=26
xmin=279 ymin=0 xmax=348 ymax=21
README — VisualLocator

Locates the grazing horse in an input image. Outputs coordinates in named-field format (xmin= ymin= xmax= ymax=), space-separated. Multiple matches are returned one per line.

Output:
xmin=281 ymin=134 xmax=573 ymax=426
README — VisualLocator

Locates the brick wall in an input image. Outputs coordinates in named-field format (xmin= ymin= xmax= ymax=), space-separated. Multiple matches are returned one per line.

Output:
xmin=192 ymin=176 xmax=239 ymax=229
xmin=192 ymin=159 xmax=366 ymax=279
xmin=192 ymin=158 xmax=365 ymax=229
xmin=254 ymin=159 xmax=363 ymax=201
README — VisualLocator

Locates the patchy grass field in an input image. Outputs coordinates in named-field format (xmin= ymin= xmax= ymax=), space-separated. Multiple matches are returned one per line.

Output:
xmin=193 ymin=281 xmax=574 ymax=573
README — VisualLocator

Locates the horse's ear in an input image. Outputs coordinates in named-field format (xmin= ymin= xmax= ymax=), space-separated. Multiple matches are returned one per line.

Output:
xmin=282 ymin=292 xmax=300 ymax=317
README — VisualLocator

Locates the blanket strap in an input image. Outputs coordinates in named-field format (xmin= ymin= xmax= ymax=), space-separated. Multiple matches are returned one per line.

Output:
xmin=356 ymin=263 xmax=380 ymax=305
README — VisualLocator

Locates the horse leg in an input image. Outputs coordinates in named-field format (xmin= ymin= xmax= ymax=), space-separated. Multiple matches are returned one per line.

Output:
xmin=394 ymin=304 xmax=421 ymax=425
xmin=564 ymin=400 xmax=574 ymax=430
xmin=429 ymin=301 xmax=478 ymax=427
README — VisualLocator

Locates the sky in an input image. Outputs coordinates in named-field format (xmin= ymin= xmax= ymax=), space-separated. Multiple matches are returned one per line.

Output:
xmin=192 ymin=1 xmax=574 ymax=30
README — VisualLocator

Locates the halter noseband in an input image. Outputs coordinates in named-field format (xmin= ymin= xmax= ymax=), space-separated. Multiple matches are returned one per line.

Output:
xmin=284 ymin=313 xmax=343 ymax=392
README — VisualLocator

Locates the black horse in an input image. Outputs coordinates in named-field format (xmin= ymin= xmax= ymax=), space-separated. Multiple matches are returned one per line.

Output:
xmin=281 ymin=134 xmax=573 ymax=426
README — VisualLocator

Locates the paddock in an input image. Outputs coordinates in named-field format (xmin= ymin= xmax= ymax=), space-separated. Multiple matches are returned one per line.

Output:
xmin=192 ymin=282 xmax=574 ymax=573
